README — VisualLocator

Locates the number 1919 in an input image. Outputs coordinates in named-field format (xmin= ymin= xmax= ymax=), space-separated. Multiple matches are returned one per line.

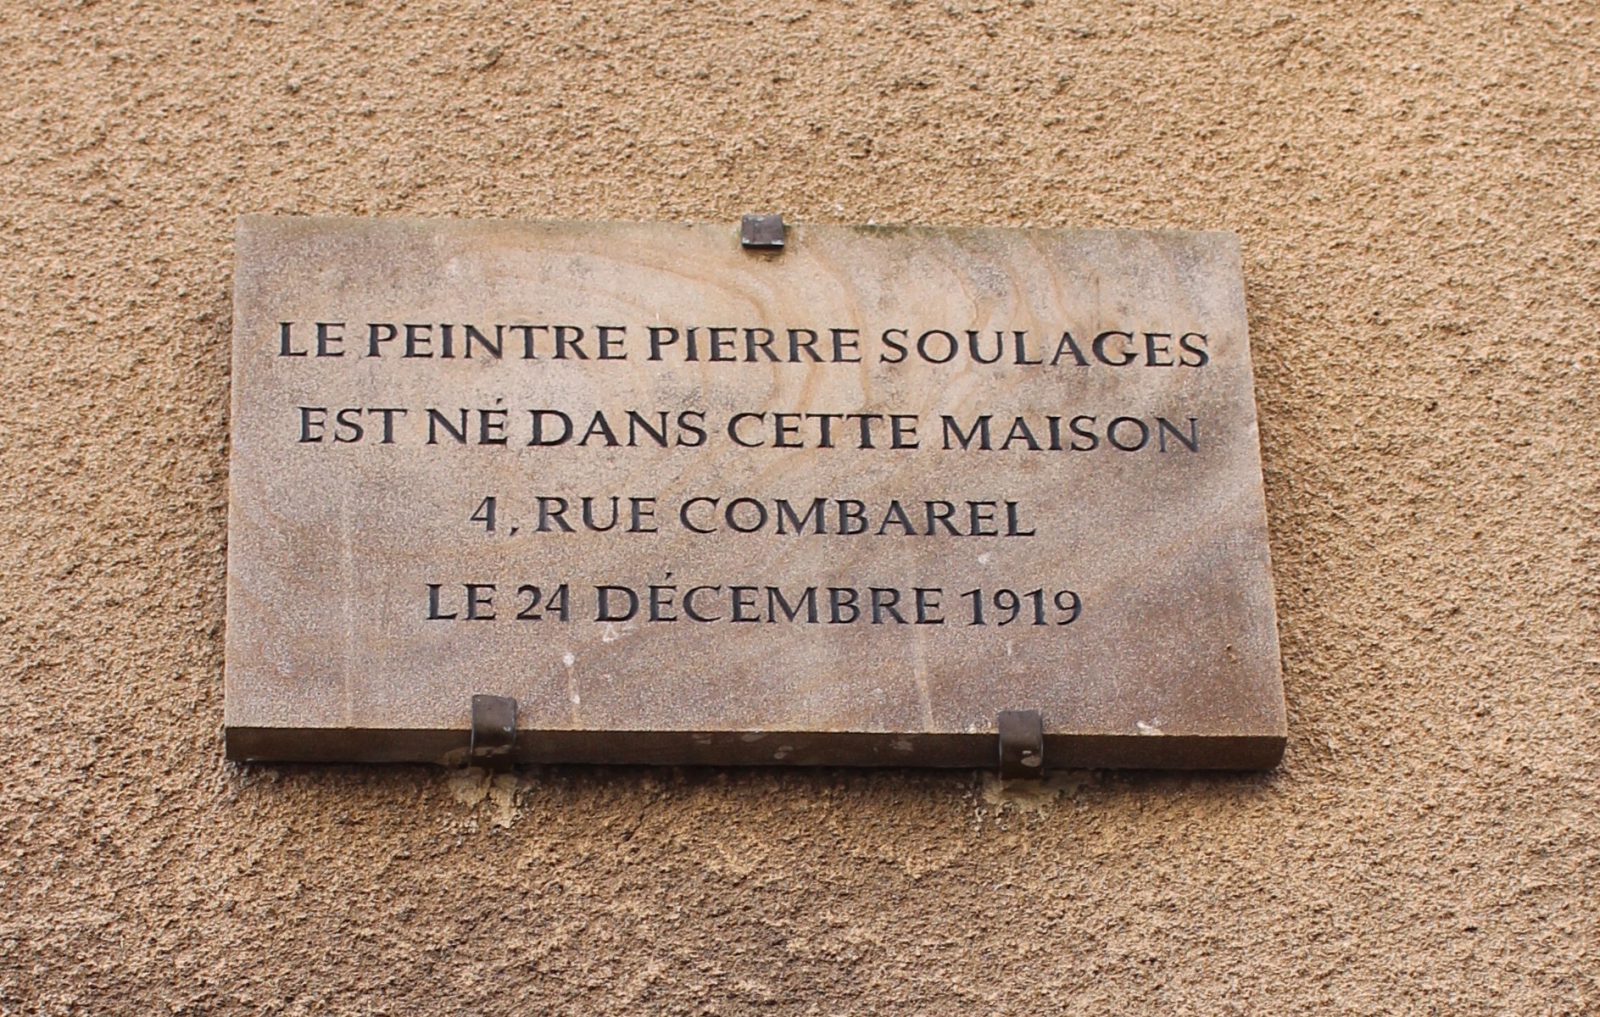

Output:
xmin=960 ymin=588 xmax=1082 ymax=626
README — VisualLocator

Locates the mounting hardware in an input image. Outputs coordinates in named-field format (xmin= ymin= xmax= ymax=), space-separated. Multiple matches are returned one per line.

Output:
xmin=997 ymin=709 xmax=1045 ymax=779
xmin=740 ymin=214 xmax=786 ymax=251
xmin=469 ymin=694 xmax=518 ymax=770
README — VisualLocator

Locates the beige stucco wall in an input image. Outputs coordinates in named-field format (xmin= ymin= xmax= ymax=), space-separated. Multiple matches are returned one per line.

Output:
xmin=2 ymin=2 xmax=1594 ymax=1013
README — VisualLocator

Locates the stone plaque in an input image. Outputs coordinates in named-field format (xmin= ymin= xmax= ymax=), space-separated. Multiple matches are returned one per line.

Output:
xmin=225 ymin=216 xmax=1286 ymax=770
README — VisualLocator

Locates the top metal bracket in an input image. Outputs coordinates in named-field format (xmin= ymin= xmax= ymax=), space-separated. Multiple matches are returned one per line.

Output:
xmin=740 ymin=214 xmax=786 ymax=251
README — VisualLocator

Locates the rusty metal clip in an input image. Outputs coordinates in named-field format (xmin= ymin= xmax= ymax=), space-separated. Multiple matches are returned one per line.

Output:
xmin=469 ymin=694 xmax=518 ymax=770
xmin=997 ymin=710 xmax=1045 ymax=779
xmin=740 ymin=214 xmax=786 ymax=251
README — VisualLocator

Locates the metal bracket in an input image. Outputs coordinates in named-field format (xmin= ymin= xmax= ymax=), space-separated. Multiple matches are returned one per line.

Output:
xmin=469 ymin=694 xmax=518 ymax=770
xmin=740 ymin=214 xmax=786 ymax=251
xmin=997 ymin=710 xmax=1045 ymax=779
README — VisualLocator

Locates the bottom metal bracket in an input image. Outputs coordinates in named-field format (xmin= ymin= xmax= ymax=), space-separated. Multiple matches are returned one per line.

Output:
xmin=468 ymin=694 xmax=518 ymax=770
xmin=997 ymin=710 xmax=1045 ymax=779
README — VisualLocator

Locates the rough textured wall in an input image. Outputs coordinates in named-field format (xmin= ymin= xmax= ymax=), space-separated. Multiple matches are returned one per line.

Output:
xmin=1 ymin=2 xmax=1595 ymax=1013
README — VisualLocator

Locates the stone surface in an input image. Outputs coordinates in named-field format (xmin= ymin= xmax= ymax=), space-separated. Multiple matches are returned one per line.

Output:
xmin=225 ymin=216 xmax=1285 ymax=768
